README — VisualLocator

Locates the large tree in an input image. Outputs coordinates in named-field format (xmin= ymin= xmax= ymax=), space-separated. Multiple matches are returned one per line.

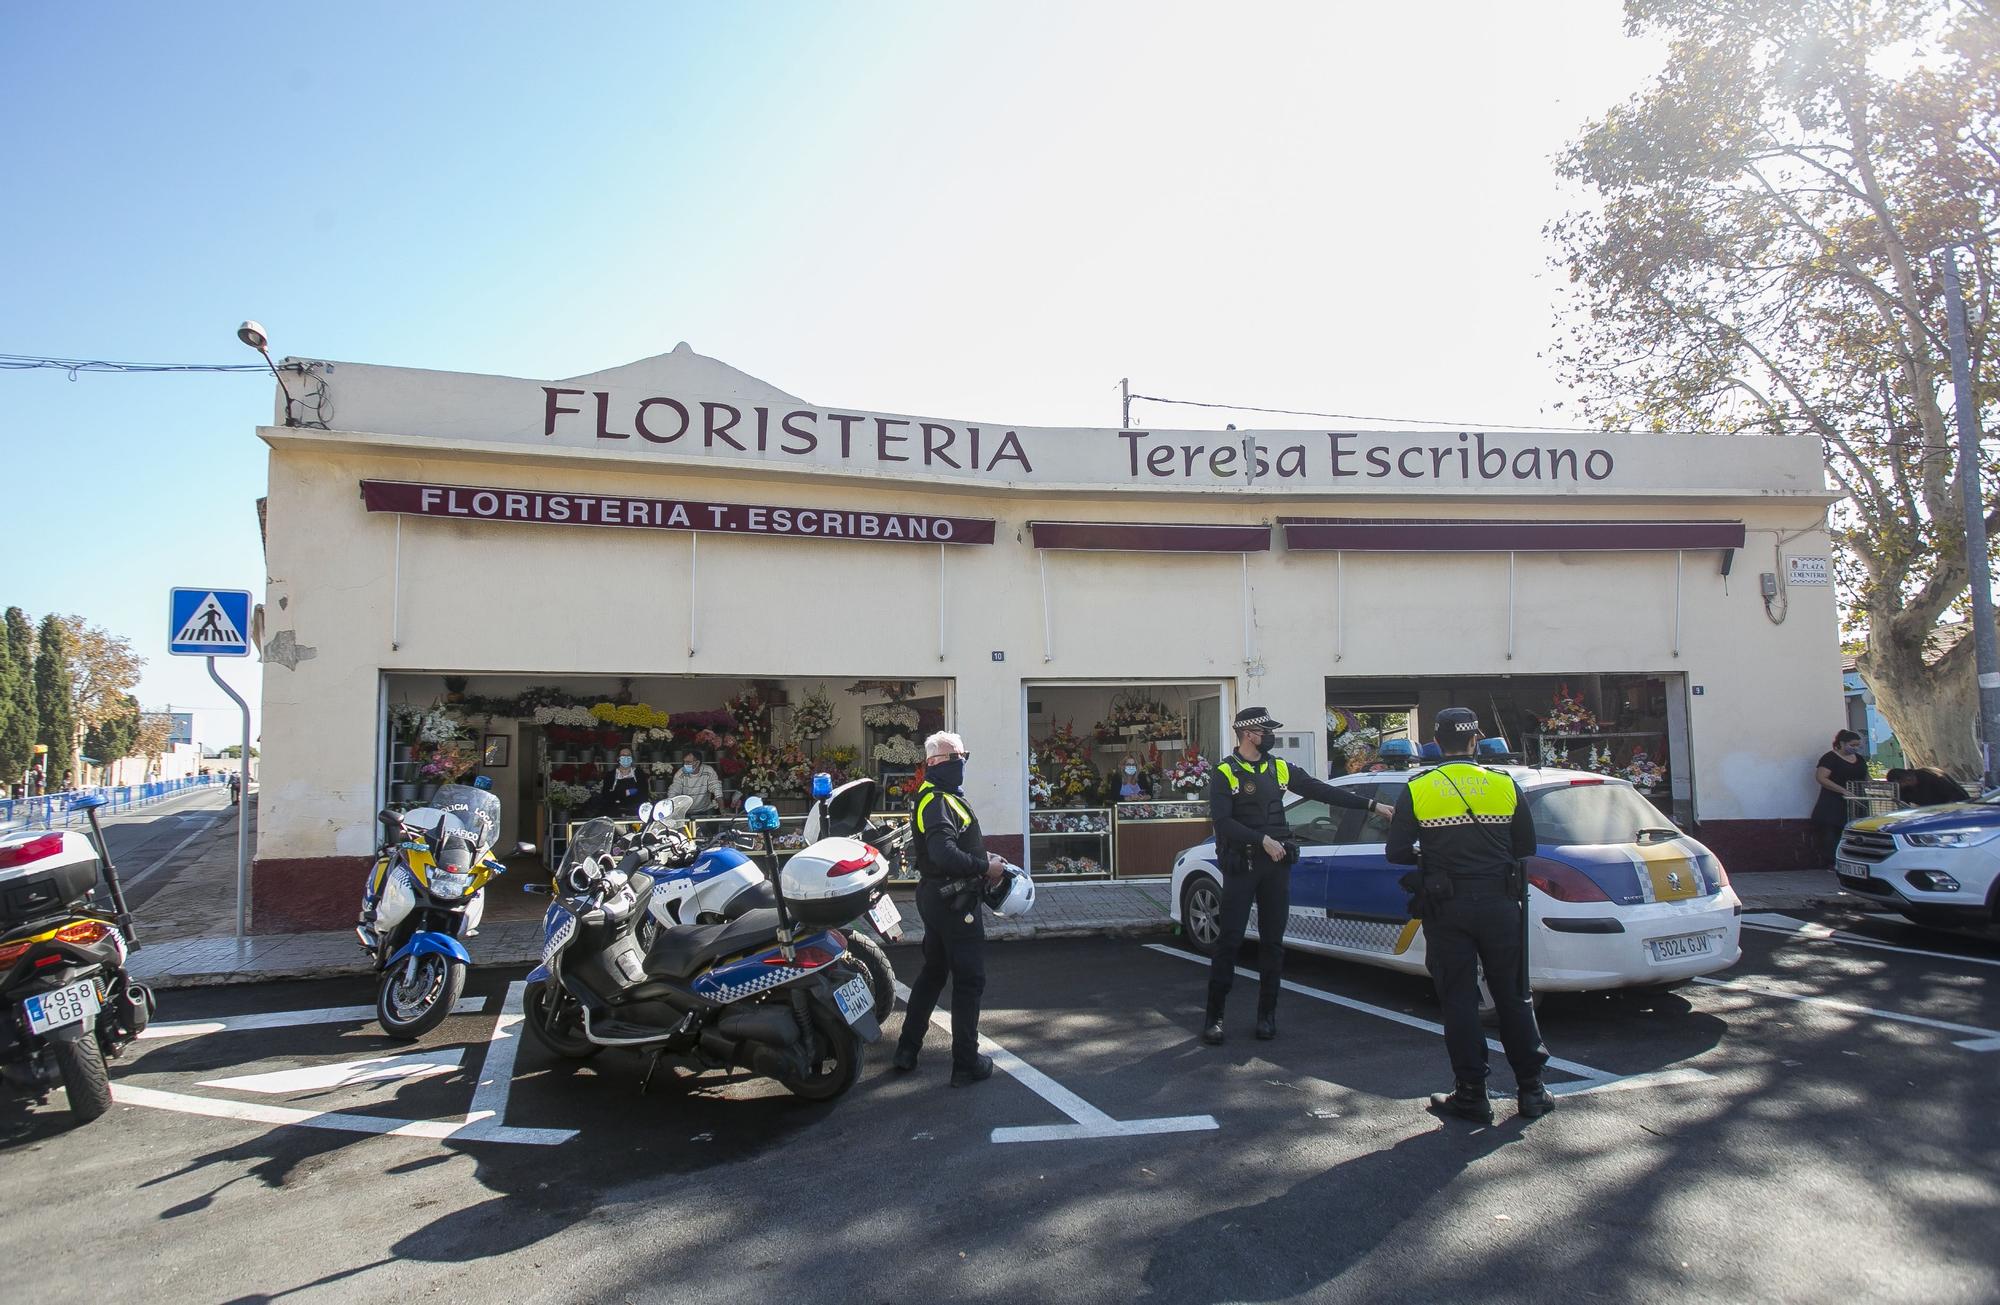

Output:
xmin=83 ymin=693 xmax=142 ymax=769
xmin=1548 ymin=0 xmax=1999 ymax=774
xmin=0 ymin=606 xmax=31 ymax=780
xmin=33 ymin=614 xmax=75 ymax=784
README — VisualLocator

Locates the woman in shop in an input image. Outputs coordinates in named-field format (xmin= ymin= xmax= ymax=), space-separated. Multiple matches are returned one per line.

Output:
xmin=666 ymin=749 xmax=724 ymax=815
xmin=1109 ymin=755 xmax=1155 ymax=802
xmin=598 ymin=746 xmax=648 ymax=819
xmin=1809 ymin=729 xmax=1870 ymax=866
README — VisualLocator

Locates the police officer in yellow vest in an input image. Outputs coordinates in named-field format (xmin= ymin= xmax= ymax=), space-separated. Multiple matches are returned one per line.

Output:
xmin=892 ymin=731 xmax=1006 ymax=1086
xmin=1203 ymin=707 xmax=1392 ymax=1045
xmin=1384 ymin=707 xmax=1553 ymax=1123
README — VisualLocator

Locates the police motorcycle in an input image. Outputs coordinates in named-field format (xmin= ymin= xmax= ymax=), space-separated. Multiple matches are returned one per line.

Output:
xmin=358 ymin=780 xmax=528 ymax=1039
xmin=520 ymin=799 xmax=881 ymax=1101
xmin=0 ymin=794 xmax=153 ymax=1123
xmin=626 ymin=774 xmax=907 ymax=1014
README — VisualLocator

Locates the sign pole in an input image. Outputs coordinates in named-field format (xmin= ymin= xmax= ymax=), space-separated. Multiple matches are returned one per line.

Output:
xmin=207 ymin=656 xmax=253 ymax=938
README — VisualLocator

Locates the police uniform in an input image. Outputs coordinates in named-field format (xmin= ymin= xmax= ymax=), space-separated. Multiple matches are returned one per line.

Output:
xmin=1383 ymin=710 xmax=1551 ymax=1120
xmin=1204 ymin=708 xmax=1376 ymax=1040
xmin=894 ymin=777 xmax=990 ymax=1081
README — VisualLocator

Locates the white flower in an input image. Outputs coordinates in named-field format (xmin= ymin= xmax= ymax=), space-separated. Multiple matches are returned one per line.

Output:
xmin=872 ymin=737 xmax=922 ymax=765
xmin=862 ymin=704 xmax=920 ymax=731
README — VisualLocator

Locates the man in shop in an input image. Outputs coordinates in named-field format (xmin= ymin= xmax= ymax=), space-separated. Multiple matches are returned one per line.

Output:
xmin=666 ymin=749 xmax=724 ymax=815
xmin=1202 ymin=708 xmax=1394 ymax=1045
xmin=893 ymin=730 xmax=1007 ymax=1086
xmin=1384 ymin=706 xmax=1553 ymax=1123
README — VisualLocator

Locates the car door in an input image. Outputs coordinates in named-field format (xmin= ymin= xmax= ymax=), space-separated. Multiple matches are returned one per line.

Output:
xmin=1318 ymin=779 xmax=1423 ymax=964
xmin=1280 ymin=795 xmax=1347 ymax=918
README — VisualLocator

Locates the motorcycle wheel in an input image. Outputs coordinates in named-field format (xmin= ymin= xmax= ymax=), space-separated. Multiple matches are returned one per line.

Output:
xmin=522 ymin=979 xmax=602 ymax=1060
xmin=843 ymin=931 xmax=896 ymax=1016
xmin=376 ymin=954 xmax=465 ymax=1041
xmin=52 ymin=1034 xmax=112 ymax=1123
xmin=782 ymin=1000 xmax=863 ymax=1102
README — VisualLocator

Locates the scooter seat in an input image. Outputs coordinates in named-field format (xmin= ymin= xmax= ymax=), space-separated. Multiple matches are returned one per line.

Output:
xmin=645 ymin=908 xmax=782 ymax=980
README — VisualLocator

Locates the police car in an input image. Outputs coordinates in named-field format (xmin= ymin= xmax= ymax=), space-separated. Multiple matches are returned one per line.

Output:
xmin=1169 ymin=764 xmax=1743 ymax=991
xmin=1836 ymin=796 xmax=2000 ymax=929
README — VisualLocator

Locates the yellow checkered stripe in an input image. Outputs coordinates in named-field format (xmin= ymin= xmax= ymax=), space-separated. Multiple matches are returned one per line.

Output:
xmin=1416 ymin=813 xmax=1513 ymax=827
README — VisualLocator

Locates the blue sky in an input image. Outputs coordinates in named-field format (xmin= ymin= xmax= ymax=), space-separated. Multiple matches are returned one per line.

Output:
xmin=0 ymin=3 xmax=1661 ymax=747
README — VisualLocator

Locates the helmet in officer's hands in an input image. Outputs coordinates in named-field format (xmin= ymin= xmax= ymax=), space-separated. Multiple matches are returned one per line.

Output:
xmin=983 ymin=863 xmax=1036 ymax=917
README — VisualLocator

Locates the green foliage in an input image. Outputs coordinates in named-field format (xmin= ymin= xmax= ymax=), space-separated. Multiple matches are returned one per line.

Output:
xmin=33 ymin=614 xmax=75 ymax=781
xmin=0 ymin=607 xmax=31 ymax=776
xmin=83 ymin=693 xmax=141 ymax=763
xmin=1548 ymin=0 xmax=1999 ymax=770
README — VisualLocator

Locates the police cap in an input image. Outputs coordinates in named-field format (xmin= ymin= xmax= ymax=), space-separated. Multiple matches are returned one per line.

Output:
xmin=1233 ymin=707 xmax=1283 ymax=730
xmin=1434 ymin=707 xmax=1482 ymax=738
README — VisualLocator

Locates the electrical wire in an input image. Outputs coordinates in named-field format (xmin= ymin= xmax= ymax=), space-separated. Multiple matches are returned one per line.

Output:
xmin=0 ymin=353 xmax=269 ymax=378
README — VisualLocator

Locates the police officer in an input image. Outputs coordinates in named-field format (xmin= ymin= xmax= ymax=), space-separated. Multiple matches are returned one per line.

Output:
xmin=892 ymin=731 xmax=1006 ymax=1086
xmin=1203 ymin=707 xmax=1392 ymax=1045
xmin=1384 ymin=707 xmax=1553 ymax=1123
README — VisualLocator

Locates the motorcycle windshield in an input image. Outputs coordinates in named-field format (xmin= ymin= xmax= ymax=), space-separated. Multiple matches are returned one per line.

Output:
xmin=561 ymin=818 xmax=619 ymax=875
xmin=429 ymin=784 xmax=502 ymax=851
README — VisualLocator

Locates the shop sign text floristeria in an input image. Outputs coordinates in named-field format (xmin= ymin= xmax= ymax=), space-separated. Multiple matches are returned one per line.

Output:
xmin=358 ymin=480 xmax=996 ymax=545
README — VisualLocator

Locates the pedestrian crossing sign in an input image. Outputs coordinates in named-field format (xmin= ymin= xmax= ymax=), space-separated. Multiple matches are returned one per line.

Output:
xmin=169 ymin=587 xmax=254 ymax=657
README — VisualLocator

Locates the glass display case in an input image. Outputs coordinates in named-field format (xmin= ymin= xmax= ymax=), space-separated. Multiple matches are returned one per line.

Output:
xmin=1113 ymin=800 xmax=1210 ymax=878
xmin=1029 ymin=807 xmax=1112 ymax=877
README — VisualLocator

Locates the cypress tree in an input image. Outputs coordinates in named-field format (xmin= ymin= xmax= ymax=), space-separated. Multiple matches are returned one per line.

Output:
xmin=33 ymin=614 xmax=75 ymax=787
xmin=0 ymin=607 xmax=35 ymax=779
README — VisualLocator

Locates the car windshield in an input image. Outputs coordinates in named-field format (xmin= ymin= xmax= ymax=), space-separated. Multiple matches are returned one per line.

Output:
xmin=427 ymin=784 xmax=501 ymax=850
xmin=1528 ymin=781 xmax=1673 ymax=846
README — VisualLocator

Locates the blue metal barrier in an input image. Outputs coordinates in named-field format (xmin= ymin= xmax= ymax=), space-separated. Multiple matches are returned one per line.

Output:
xmin=0 ymin=774 xmax=222 ymax=832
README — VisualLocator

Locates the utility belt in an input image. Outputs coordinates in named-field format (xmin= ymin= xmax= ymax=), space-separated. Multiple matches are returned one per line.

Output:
xmin=927 ymin=874 xmax=985 ymax=914
xmin=1220 ymin=837 xmax=1300 ymax=873
xmin=1399 ymin=859 xmax=1525 ymax=919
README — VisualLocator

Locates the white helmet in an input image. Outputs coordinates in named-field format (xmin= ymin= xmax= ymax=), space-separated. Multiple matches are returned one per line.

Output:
xmin=983 ymin=863 xmax=1035 ymax=917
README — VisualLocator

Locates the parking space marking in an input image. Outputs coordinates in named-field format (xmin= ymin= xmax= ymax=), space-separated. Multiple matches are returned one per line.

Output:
xmin=113 ymin=984 xmax=574 ymax=1145
xmin=1692 ymin=976 xmax=2000 ymax=1051
xmin=1742 ymin=913 xmax=2000 ymax=970
xmin=894 ymin=981 xmax=1220 ymax=1144
xmin=139 ymin=996 xmax=495 ymax=1040
xmin=1144 ymin=944 xmax=1715 ymax=1094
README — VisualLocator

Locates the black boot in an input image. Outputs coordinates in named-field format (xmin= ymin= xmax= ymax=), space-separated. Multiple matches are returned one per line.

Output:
xmin=949 ymin=1054 xmax=994 ymax=1087
xmin=891 ymin=1044 xmax=918 ymax=1072
xmin=1428 ymin=1082 xmax=1494 ymax=1124
xmin=1517 ymin=1080 xmax=1554 ymax=1119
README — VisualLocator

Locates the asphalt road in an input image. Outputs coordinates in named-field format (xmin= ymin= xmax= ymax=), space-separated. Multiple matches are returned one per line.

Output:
xmin=55 ymin=786 xmax=238 ymax=912
xmin=2 ymin=907 xmax=1996 ymax=1304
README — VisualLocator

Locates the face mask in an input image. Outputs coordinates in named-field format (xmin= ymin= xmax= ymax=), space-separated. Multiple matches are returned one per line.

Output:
xmin=619 ymin=756 xmax=633 ymax=768
xmin=1124 ymin=765 xmax=1138 ymax=775
xmin=926 ymin=757 xmax=965 ymax=791
xmin=683 ymin=763 xmax=696 ymax=774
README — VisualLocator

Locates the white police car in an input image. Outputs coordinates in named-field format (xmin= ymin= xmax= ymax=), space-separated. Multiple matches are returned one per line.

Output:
xmin=1836 ymin=797 xmax=2000 ymax=929
xmin=1169 ymin=765 xmax=1743 ymax=991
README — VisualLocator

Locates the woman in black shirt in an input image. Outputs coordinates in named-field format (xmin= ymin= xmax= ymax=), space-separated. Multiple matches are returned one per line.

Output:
xmin=1810 ymin=730 xmax=1869 ymax=866
xmin=1885 ymin=766 xmax=1972 ymax=808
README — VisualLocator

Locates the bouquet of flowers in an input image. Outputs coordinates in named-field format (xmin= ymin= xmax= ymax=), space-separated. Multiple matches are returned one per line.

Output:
xmin=1110 ymin=696 xmax=1166 ymax=728
xmin=1538 ymin=682 xmax=1601 ymax=735
xmin=789 ymin=683 xmax=838 ymax=740
xmin=873 ymin=735 xmax=923 ymax=766
xmin=738 ymin=738 xmax=786 ymax=797
xmin=861 ymin=703 xmax=921 ymax=732
xmin=1028 ymin=759 xmax=1053 ymax=806
xmin=416 ymin=738 xmax=474 ymax=781
xmin=1033 ymin=721 xmax=1101 ymax=806
xmin=533 ymin=704 xmax=599 ymax=727
xmin=1169 ymin=752 xmax=1211 ymax=794
xmin=590 ymin=702 xmax=671 ymax=730
xmin=669 ymin=708 xmax=738 ymax=737
xmin=725 ymin=689 xmax=772 ymax=736
xmin=546 ymin=780 xmax=594 ymax=810
xmin=1622 ymin=750 xmax=1666 ymax=791
xmin=1040 ymin=855 xmax=1102 ymax=876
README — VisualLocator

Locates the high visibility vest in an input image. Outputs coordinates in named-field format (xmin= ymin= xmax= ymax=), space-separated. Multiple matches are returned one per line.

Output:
xmin=1406 ymin=763 xmax=1519 ymax=829
xmin=912 ymin=783 xmax=974 ymax=835
xmin=1215 ymin=755 xmax=1291 ymax=793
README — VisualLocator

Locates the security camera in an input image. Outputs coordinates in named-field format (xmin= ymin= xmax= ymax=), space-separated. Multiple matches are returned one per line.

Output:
xmin=237 ymin=320 xmax=269 ymax=351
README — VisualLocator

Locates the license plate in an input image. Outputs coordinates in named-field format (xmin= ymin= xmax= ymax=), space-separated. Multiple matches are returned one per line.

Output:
xmin=1835 ymin=858 xmax=1869 ymax=881
xmin=22 ymin=979 xmax=101 ymax=1035
xmin=832 ymin=975 xmax=874 ymax=1025
xmin=867 ymin=896 xmax=902 ymax=934
xmin=1646 ymin=931 xmax=1720 ymax=964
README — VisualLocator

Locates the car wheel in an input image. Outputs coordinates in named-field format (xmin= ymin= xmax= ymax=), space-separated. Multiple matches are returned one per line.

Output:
xmin=1180 ymin=875 xmax=1224 ymax=957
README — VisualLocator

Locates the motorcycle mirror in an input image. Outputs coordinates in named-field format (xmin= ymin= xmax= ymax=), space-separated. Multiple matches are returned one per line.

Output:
xmin=637 ymin=801 xmax=654 ymax=823
xmin=515 ymin=840 xmax=537 ymax=855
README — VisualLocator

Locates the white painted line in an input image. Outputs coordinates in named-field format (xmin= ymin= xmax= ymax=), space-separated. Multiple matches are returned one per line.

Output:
xmin=455 ymin=980 xmax=577 ymax=1145
xmin=894 ymin=980 xmax=1218 ymax=1144
xmin=1547 ymin=1067 xmax=1715 ymax=1099
xmin=1141 ymin=943 xmax=1670 ymax=1090
xmin=121 ymin=809 xmax=228 ymax=891
xmin=1693 ymin=976 xmax=2000 ymax=1052
xmin=199 ymin=1053 xmax=462 ymax=1095
xmin=113 ymin=1083 xmax=469 ymax=1139
xmin=1742 ymin=913 xmax=2000 ymax=970
xmin=139 ymin=995 xmax=493 ymax=1040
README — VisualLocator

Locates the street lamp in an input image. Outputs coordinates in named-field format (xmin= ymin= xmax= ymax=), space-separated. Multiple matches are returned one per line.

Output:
xmin=237 ymin=319 xmax=299 ymax=427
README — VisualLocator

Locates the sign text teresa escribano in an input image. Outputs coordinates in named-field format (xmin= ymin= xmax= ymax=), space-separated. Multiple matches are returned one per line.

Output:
xmin=541 ymin=388 xmax=1619 ymax=485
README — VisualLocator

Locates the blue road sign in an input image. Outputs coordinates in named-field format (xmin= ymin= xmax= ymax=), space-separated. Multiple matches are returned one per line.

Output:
xmin=169 ymin=588 xmax=254 ymax=657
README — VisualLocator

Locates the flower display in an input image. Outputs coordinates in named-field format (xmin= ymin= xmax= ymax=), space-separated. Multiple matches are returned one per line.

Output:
xmin=546 ymin=781 xmax=594 ymax=810
xmin=1169 ymin=752 xmax=1211 ymax=794
xmin=873 ymin=736 xmax=923 ymax=766
xmin=1537 ymin=683 xmax=1601 ymax=735
xmin=533 ymin=705 xmax=599 ymax=727
xmin=1032 ymin=721 xmax=1101 ymax=807
xmin=1028 ymin=759 xmax=1053 ymax=805
xmin=416 ymin=738 xmax=474 ymax=781
xmin=1030 ymin=810 xmax=1110 ymax=834
xmin=1038 ymin=855 xmax=1102 ymax=876
xmin=861 ymin=703 xmax=921 ymax=732
xmin=725 ymin=689 xmax=772 ymax=735
xmin=1622 ymin=750 xmax=1666 ymax=791
xmin=590 ymin=702 xmax=671 ymax=729
xmin=789 ymin=683 xmax=838 ymax=740
xmin=1116 ymin=800 xmax=1208 ymax=820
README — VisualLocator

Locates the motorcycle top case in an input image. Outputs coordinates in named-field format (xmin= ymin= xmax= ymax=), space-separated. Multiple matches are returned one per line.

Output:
xmin=780 ymin=835 xmax=887 ymax=927
xmin=0 ymin=830 xmax=102 ymax=928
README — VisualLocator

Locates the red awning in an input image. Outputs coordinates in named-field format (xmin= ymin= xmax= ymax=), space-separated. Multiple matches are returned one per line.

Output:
xmin=1028 ymin=522 xmax=1271 ymax=552
xmin=1277 ymin=518 xmax=1746 ymax=552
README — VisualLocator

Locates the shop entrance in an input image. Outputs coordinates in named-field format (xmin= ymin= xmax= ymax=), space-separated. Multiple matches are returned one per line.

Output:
xmin=380 ymin=673 xmax=952 ymax=887
xmin=1326 ymin=673 xmax=1693 ymax=821
xmin=1022 ymin=680 xmax=1231 ymax=879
